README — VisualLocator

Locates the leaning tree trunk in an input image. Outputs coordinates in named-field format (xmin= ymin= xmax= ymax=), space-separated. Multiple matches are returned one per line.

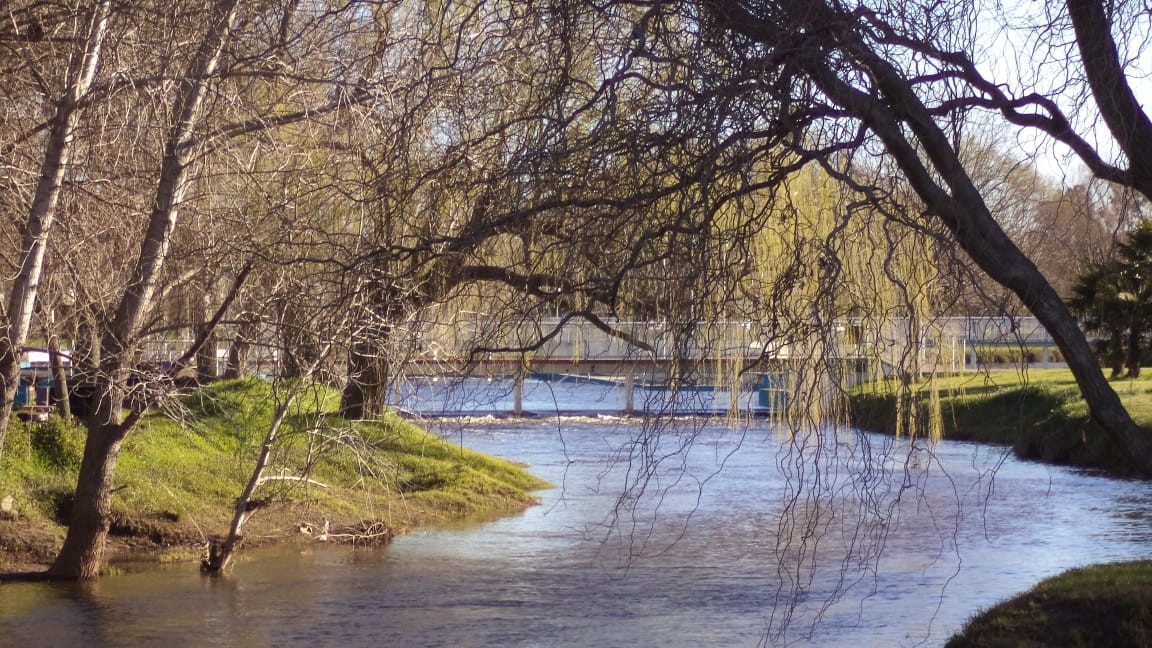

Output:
xmin=202 ymin=384 xmax=300 ymax=574
xmin=837 ymin=36 xmax=1152 ymax=474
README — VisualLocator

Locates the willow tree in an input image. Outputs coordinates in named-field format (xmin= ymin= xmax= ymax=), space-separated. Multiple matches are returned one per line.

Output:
xmin=329 ymin=1 xmax=957 ymax=414
xmin=715 ymin=0 xmax=1152 ymax=472
xmin=333 ymin=1 xmax=663 ymax=418
xmin=329 ymin=3 xmax=1152 ymax=636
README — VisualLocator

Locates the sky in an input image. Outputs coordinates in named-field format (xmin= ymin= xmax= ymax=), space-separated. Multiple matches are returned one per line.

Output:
xmin=969 ymin=0 xmax=1152 ymax=184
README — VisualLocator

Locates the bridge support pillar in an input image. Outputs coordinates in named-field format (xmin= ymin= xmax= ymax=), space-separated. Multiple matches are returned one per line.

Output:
xmin=513 ymin=374 xmax=524 ymax=416
xmin=623 ymin=372 xmax=635 ymax=414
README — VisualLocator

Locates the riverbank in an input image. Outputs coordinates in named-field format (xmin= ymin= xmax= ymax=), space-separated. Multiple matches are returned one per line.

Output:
xmin=0 ymin=378 xmax=549 ymax=576
xmin=946 ymin=561 xmax=1152 ymax=647
xmin=847 ymin=367 xmax=1152 ymax=477
xmin=847 ymin=368 xmax=1152 ymax=645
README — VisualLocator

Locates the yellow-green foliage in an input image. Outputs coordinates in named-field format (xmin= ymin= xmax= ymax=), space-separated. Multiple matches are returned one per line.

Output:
xmin=721 ymin=162 xmax=951 ymax=433
xmin=0 ymin=378 xmax=548 ymax=560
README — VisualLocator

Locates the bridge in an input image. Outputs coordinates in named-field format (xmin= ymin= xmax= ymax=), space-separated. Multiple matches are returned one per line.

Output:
xmin=397 ymin=316 xmax=1059 ymax=415
xmin=412 ymin=316 xmax=1057 ymax=372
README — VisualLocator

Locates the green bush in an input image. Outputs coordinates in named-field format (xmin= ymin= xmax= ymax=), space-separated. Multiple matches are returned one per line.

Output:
xmin=28 ymin=417 xmax=85 ymax=471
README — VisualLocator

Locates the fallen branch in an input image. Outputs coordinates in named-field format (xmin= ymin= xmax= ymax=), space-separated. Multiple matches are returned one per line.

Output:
xmin=255 ymin=474 xmax=329 ymax=488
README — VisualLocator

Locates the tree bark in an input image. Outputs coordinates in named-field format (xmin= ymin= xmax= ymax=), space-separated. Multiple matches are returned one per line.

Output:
xmin=340 ymin=280 xmax=398 ymax=419
xmin=196 ymin=323 xmax=220 ymax=384
xmin=1066 ymin=0 xmax=1152 ymax=199
xmin=47 ymin=331 xmax=71 ymax=419
xmin=46 ymin=423 xmax=126 ymax=580
xmin=1109 ymin=328 xmax=1125 ymax=379
xmin=223 ymin=315 xmax=258 ymax=379
xmin=203 ymin=385 xmax=299 ymax=574
xmin=278 ymin=301 xmax=319 ymax=379
xmin=341 ymin=339 xmax=390 ymax=420
xmin=1127 ymin=326 xmax=1142 ymax=378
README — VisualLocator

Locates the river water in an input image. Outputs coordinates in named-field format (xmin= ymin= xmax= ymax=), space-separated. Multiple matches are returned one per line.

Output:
xmin=3 ymin=383 xmax=1152 ymax=646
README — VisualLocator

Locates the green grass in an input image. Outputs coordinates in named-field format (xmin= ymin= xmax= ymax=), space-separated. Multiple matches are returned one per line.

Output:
xmin=848 ymin=368 xmax=1152 ymax=476
xmin=948 ymin=561 xmax=1152 ymax=648
xmin=0 ymin=378 xmax=549 ymax=570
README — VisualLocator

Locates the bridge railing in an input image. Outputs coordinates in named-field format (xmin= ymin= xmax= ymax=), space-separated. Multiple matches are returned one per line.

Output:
xmin=439 ymin=318 xmax=784 ymax=363
xmin=431 ymin=316 xmax=1053 ymax=363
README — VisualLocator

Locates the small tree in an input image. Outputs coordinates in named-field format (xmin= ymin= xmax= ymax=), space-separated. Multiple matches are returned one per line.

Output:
xmin=1070 ymin=262 xmax=1131 ymax=377
xmin=1069 ymin=221 xmax=1152 ymax=377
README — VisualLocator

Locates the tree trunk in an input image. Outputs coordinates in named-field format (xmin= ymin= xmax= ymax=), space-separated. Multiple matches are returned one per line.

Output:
xmin=340 ymin=281 xmax=396 ymax=419
xmin=223 ymin=313 xmax=258 ymax=379
xmin=224 ymin=337 xmax=250 ymax=380
xmin=341 ymin=337 xmax=390 ymax=420
xmin=195 ymin=279 xmax=221 ymax=383
xmin=47 ymin=333 xmax=71 ymax=419
xmin=1127 ymin=327 xmax=1142 ymax=378
xmin=47 ymin=421 xmax=126 ymax=579
xmin=1066 ymin=0 xmax=1152 ymax=198
xmin=278 ymin=302 xmax=319 ymax=379
xmin=195 ymin=322 xmax=220 ymax=384
xmin=203 ymin=386 xmax=298 ymax=574
xmin=1109 ymin=328 xmax=1125 ymax=379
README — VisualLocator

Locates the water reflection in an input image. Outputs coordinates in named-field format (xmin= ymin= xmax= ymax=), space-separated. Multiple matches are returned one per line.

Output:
xmin=2 ymin=418 xmax=1152 ymax=647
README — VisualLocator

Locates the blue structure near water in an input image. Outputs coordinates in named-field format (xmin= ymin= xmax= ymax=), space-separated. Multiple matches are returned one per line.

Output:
xmin=14 ymin=348 xmax=61 ymax=419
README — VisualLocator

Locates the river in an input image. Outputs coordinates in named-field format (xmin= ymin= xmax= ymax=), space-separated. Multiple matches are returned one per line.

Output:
xmin=3 ymin=383 xmax=1152 ymax=646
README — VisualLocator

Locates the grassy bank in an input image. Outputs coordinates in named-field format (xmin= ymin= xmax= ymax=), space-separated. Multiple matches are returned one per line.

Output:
xmin=0 ymin=378 xmax=548 ymax=573
xmin=848 ymin=368 xmax=1152 ymax=645
xmin=848 ymin=368 xmax=1152 ymax=476
xmin=947 ymin=561 xmax=1152 ymax=647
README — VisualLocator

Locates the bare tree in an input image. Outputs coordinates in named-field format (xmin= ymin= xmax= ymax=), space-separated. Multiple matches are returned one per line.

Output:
xmin=45 ymin=0 xmax=419 ymax=580
xmin=0 ymin=0 xmax=112 ymax=458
